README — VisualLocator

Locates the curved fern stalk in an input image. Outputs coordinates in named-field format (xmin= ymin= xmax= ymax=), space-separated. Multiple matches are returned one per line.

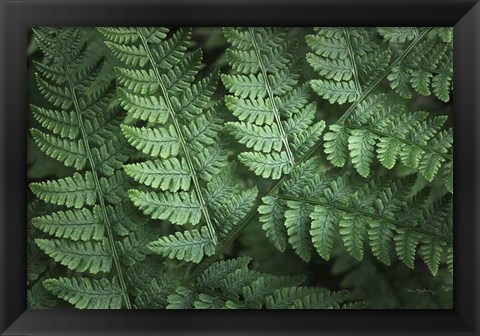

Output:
xmin=258 ymin=159 xmax=453 ymax=276
xmin=323 ymin=94 xmax=453 ymax=191
xmin=99 ymin=27 xmax=259 ymax=263
xmin=378 ymin=27 xmax=453 ymax=102
xmin=222 ymin=27 xmax=325 ymax=179
xmin=166 ymin=257 xmax=360 ymax=309
xmin=29 ymin=28 xmax=149 ymax=309
xmin=306 ymin=27 xmax=391 ymax=105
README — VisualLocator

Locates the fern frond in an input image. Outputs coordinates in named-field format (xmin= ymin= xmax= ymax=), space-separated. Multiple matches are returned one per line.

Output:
xmin=101 ymin=27 xmax=261 ymax=264
xmin=100 ymin=27 xmax=221 ymax=246
xmin=384 ymin=27 xmax=453 ymax=102
xmin=307 ymin=28 xmax=391 ymax=104
xmin=29 ymin=27 xmax=148 ymax=309
xmin=259 ymin=163 xmax=453 ymax=275
xmin=166 ymin=257 xmax=357 ymax=309
xmin=323 ymin=94 xmax=453 ymax=189
xmin=223 ymin=28 xmax=325 ymax=179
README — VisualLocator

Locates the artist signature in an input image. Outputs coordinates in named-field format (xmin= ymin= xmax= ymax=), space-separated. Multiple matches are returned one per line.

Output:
xmin=406 ymin=288 xmax=437 ymax=295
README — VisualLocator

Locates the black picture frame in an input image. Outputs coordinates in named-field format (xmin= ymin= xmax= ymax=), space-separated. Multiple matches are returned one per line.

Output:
xmin=1 ymin=0 xmax=479 ymax=335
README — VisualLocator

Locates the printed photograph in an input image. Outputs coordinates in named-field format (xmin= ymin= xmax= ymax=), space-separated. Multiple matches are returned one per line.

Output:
xmin=27 ymin=27 xmax=453 ymax=309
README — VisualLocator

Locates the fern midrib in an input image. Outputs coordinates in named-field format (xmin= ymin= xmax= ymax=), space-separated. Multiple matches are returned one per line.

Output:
xmin=188 ymin=27 xmax=436 ymax=282
xmin=247 ymin=27 xmax=295 ymax=165
xmin=345 ymin=125 xmax=453 ymax=161
xmin=57 ymin=38 xmax=132 ymax=308
xmin=337 ymin=27 xmax=433 ymax=125
xmin=278 ymin=194 xmax=452 ymax=244
xmin=136 ymin=28 xmax=218 ymax=245
xmin=342 ymin=28 xmax=362 ymax=97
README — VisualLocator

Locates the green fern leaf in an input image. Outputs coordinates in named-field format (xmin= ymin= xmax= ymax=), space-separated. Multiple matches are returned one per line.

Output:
xmin=284 ymin=201 xmax=313 ymax=262
xmin=323 ymin=125 xmax=350 ymax=167
xmin=259 ymin=170 xmax=452 ymax=275
xmin=27 ymin=281 xmax=58 ymax=309
xmin=168 ymin=257 xmax=357 ymax=309
xmin=310 ymin=206 xmax=338 ymax=261
xmin=128 ymin=189 xmax=201 ymax=225
xmin=43 ymin=277 xmax=123 ymax=309
xmin=35 ymin=238 xmax=112 ymax=274
xmin=121 ymin=124 xmax=180 ymax=158
xmin=31 ymin=129 xmax=87 ymax=169
xmin=124 ymin=158 xmax=191 ymax=191
xmin=347 ymin=129 xmax=378 ymax=178
xmin=31 ymin=106 xmax=79 ymax=139
xmin=214 ymin=187 xmax=258 ymax=236
xmin=30 ymin=172 xmax=96 ymax=208
xmin=31 ymin=208 xmax=104 ymax=241
xmin=377 ymin=27 xmax=418 ymax=43
xmin=258 ymin=196 xmax=288 ymax=252
xmin=196 ymin=257 xmax=252 ymax=288
xmin=238 ymin=151 xmax=292 ymax=179
xmin=226 ymin=122 xmax=282 ymax=153
xmin=147 ymin=227 xmax=215 ymax=263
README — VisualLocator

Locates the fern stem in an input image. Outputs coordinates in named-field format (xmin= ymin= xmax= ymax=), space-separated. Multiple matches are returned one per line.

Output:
xmin=247 ymin=27 xmax=295 ymax=165
xmin=343 ymin=28 xmax=362 ymax=98
xmin=278 ymin=194 xmax=452 ymax=244
xmin=55 ymin=33 xmax=132 ymax=308
xmin=189 ymin=27 xmax=435 ymax=280
xmin=337 ymin=27 xmax=433 ymax=125
xmin=136 ymin=29 xmax=218 ymax=245
xmin=346 ymin=125 xmax=453 ymax=161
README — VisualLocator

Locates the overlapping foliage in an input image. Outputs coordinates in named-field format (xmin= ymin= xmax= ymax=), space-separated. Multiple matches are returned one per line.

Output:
xmin=27 ymin=26 xmax=453 ymax=310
